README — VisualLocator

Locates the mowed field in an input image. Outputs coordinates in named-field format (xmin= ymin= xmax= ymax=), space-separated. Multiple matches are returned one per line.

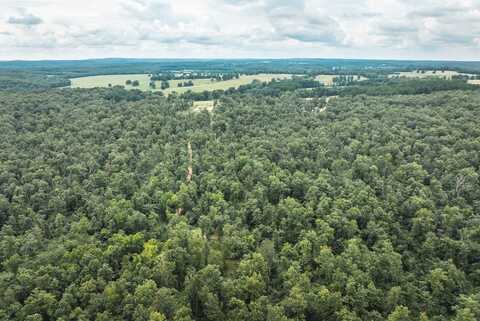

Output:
xmin=70 ymin=73 xmax=292 ymax=94
xmin=389 ymin=70 xmax=473 ymax=79
xmin=162 ymin=74 xmax=291 ymax=94
xmin=192 ymin=100 xmax=215 ymax=112
xmin=315 ymin=74 xmax=367 ymax=86
xmin=70 ymin=74 xmax=152 ymax=90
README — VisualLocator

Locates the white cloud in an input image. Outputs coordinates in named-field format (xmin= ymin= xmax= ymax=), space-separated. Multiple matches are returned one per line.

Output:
xmin=7 ymin=14 xmax=42 ymax=26
xmin=0 ymin=0 xmax=479 ymax=60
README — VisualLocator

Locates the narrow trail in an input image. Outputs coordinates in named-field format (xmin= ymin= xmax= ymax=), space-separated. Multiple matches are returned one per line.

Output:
xmin=319 ymin=96 xmax=338 ymax=112
xmin=176 ymin=141 xmax=193 ymax=216
xmin=186 ymin=141 xmax=193 ymax=183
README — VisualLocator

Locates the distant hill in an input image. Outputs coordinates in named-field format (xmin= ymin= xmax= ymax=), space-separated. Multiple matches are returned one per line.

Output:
xmin=1 ymin=58 xmax=480 ymax=78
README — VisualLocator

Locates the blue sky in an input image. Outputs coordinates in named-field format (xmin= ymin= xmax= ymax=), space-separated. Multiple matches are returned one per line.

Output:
xmin=1 ymin=0 xmax=479 ymax=60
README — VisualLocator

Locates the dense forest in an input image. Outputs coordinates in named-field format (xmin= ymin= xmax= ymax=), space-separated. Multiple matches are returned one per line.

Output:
xmin=1 ymin=79 xmax=479 ymax=321
xmin=0 ymin=72 xmax=70 ymax=91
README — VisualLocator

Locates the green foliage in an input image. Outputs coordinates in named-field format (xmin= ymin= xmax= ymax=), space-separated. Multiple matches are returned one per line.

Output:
xmin=0 ymin=86 xmax=479 ymax=321
xmin=340 ymin=78 xmax=478 ymax=96
xmin=0 ymin=72 xmax=70 ymax=91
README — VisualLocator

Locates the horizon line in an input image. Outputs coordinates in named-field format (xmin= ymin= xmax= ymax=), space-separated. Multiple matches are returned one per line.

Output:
xmin=1 ymin=57 xmax=480 ymax=63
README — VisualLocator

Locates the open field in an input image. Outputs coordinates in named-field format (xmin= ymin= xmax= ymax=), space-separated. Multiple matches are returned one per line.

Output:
xmin=315 ymin=74 xmax=367 ymax=86
xmin=71 ymin=73 xmax=292 ymax=94
xmin=163 ymin=74 xmax=291 ymax=94
xmin=389 ymin=70 xmax=473 ymax=79
xmin=70 ymin=74 xmax=152 ymax=90
xmin=192 ymin=100 xmax=215 ymax=112
xmin=468 ymin=79 xmax=480 ymax=85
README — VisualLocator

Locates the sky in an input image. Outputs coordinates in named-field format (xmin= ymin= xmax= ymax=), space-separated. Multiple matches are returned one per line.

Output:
xmin=0 ymin=0 xmax=479 ymax=61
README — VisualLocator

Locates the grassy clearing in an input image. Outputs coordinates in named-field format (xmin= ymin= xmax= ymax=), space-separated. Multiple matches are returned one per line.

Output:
xmin=315 ymin=75 xmax=335 ymax=86
xmin=302 ymin=95 xmax=337 ymax=102
xmin=70 ymin=74 xmax=152 ymax=90
xmin=326 ymin=95 xmax=338 ymax=103
xmin=315 ymin=74 xmax=367 ymax=86
xmin=192 ymin=100 xmax=215 ymax=112
xmin=163 ymin=74 xmax=291 ymax=94
xmin=389 ymin=70 xmax=473 ymax=79
xmin=71 ymin=73 xmax=292 ymax=94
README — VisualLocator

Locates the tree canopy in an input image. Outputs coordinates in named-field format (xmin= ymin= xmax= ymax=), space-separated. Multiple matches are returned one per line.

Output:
xmin=0 ymin=84 xmax=479 ymax=321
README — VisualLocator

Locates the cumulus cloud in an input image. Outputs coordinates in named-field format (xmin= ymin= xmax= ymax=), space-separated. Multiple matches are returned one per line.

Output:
xmin=7 ymin=10 xmax=43 ymax=26
xmin=377 ymin=21 xmax=417 ymax=34
xmin=120 ymin=0 xmax=177 ymax=23
xmin=270 ymin=11 xmax=345 ymax=44
xmin=0 ymin=0 xmax=479 ymax=60
xmin=404 ymin=2 xmax=480 ymax=48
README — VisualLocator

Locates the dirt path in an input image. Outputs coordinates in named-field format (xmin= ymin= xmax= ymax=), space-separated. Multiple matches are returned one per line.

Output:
xmin=318 ymin=96 xmax=338 ymax=112
xmin=176 ymin=141 xmax=193 ymax=216
xmin=187 ymin=141 xmax=193 ymax=182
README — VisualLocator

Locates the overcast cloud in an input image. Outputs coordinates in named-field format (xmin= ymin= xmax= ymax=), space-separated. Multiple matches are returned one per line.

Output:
xmin=0 ymin=0 xmax=479 ymax=60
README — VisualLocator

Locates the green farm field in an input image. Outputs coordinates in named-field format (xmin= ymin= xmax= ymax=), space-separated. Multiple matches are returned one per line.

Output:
xmin=70 ymin=74 xmax=151 ymax=90
xmin=70 ymin=73 xmax=292 ymax=94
